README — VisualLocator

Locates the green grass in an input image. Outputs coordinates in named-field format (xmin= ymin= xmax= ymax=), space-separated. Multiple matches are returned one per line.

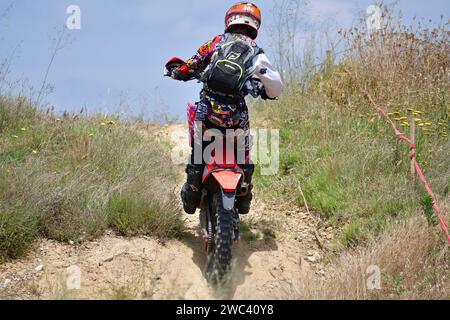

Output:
xmin=0 ymin=96 xmax=183 ymax=261
xmin=0 ymin=207 xmax=40 ymax=259
xmin=239 ymin=220 xmax=260 ymax=241
xmin=240 ymin=218 xmax=277 ymax=241
xmin=251 ymin=18 xmax=449 ymax=248
xmin=253 ymin=87 xmax=448 ymax=247
xmin=108 ymin=192 xmax=184 ymax=238
xmin=340 ymin=219 xmax=365 ymax=248
xmin=420 ymin=194 xmax=438 ymax=227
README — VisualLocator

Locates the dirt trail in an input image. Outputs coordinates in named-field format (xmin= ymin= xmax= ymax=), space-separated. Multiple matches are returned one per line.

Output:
xmin=0 ymin=125 xmax=332 ymax=300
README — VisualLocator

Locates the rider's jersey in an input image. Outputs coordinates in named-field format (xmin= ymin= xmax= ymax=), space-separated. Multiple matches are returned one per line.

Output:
xmin=173 ymin=33 xmax=283 ymax=99
xmin=172 ymin=33 xmax=283 ymax=128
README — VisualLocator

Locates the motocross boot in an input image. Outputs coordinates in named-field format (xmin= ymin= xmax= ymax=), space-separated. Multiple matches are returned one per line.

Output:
xmin=237 ymin=164 xmax=254 ymax=215
xmin=181 ymin=164 xmax=203 ymax=214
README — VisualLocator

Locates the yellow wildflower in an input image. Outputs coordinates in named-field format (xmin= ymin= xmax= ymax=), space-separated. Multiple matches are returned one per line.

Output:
xmin=413 ymin=118 xmax=422 ymax=122
xmin=107 ymin=120 xmax=116 ymax=125
xmin=100 ymin=122 xmax=106 ymax=126
xmin=13 ymin=135 xmax=19 ymax=139
xmin=32 ymin=150 xmax=38 ymax=155
xmin=20 ymin=127 xmax=27 ymax=132
xmin=425 ymin=122 xmax=432 ymax=126
xmin=401 ymin=122 xmax=410 ymax=127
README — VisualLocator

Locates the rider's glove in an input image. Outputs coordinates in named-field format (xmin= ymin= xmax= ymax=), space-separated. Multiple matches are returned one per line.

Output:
xmin=174 ymin=65 xmax=195 ymax=81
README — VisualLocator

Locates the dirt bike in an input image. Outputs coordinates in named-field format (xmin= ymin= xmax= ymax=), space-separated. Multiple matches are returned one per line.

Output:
xmin=197 ymin=144 xmax=249 ymax=283
xmin=164 ymin=58 xmax=253 ymax=283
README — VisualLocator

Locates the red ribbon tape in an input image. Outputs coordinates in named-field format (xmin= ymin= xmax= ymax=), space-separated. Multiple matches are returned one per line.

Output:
xmin=346 ymin=69 xmax=450 ymax=245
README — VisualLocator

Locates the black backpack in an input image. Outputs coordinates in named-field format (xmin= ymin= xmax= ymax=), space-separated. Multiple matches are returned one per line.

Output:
xmin=206 ymin=34 xmax=259 ymax=95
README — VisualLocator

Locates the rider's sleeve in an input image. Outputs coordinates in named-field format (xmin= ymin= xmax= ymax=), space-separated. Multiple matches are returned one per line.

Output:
xmin=252 ymin=54 xmax=283 ymax=99
xmin=172 ymin=35 xmax=222 ymax=81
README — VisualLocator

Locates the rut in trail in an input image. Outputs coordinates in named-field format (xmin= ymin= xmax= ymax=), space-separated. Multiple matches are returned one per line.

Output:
xmin=0 ymin=125 xmax=332 ymax=300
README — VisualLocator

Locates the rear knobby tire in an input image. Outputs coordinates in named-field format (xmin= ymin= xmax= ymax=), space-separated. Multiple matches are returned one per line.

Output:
xmin=208 ymin=191 xmax=234 ymax=284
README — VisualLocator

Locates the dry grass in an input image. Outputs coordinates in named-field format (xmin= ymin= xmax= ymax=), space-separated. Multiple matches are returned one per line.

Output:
xmin=290 ymin=215 xmax=449 ymax=299
xmin=0 ymin=95 xmax=183 ymax=262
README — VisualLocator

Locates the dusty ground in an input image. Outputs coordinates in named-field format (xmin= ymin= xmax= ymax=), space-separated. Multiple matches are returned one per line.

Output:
xmin=0 ymin=125 xmax=333 ymax=300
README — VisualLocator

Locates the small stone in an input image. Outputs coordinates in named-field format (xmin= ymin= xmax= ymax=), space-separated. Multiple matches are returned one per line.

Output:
xmin=69 ymin=240 xmax=75 ymax=245
xmin=306 ymin=250 xmax=321 ymax=263
xmin=100 ymin=255 xmax=118 ymax=265
xmin=2 ymin=279 xmax=11 ymax=288
xmin=307 ymin=250 xmax=316 ymax=257
xmin=35 ymin=265 xmax=44 ymax=272
xmin=317 ymin=269 xmax=326 ymax=276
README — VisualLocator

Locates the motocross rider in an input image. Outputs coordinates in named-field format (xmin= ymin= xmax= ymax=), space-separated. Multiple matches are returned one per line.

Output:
xmin=166 ymin=2 xmax=283 ymax=215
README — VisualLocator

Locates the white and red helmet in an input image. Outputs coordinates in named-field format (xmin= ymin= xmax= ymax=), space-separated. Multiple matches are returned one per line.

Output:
xmin=225 ymin=2 xmax=261 ymax=39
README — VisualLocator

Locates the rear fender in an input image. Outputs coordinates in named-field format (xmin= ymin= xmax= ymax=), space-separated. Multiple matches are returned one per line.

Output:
xmin=211 ymin=170 xmax=242 ymax=193
xmin=212 ymin=170 xmax=242 ymax=211
xmin=221 ymin=189 xmax=236 ymax=211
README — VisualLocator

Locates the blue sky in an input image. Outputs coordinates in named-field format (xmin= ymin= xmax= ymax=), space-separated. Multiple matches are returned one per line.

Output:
xmin=0 ymin=0 xmax=448 ymax=119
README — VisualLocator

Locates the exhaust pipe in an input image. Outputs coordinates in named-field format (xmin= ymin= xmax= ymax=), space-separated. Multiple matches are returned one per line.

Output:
xmin=238 ymin=183 xmax=249 ymax=197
